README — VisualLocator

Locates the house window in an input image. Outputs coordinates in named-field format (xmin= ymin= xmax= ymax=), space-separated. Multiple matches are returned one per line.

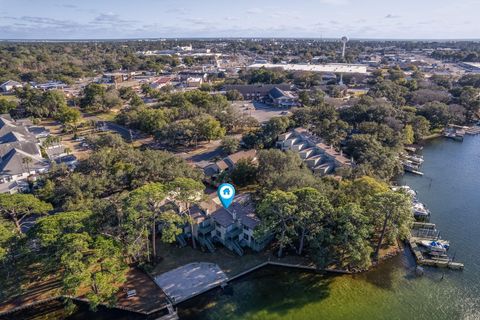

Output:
xmin=216 ymin=231 xmax=221 ymax=237
xmin=243 ymin=234 xmax=249 ymax=241
xmin=244 ymin=225 xmax=249 ymax=231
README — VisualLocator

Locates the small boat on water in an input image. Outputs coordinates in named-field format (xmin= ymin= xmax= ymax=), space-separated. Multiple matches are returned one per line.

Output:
xmin=418 ymin=240 xmax=450 ymax=253
xmin=412 ymin=202 xmax=430 ymax=218
xmin=392 ymin=185 xmax=417 ymax=198
xmin=406 ymin=154 xmax=424 ymax=164
xmin=404 ymin=163 xmax=424 ymax=176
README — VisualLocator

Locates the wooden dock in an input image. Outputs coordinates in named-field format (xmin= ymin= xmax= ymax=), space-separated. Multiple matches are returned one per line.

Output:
xmin=407 ymin=237 xmax=464 ymax=270
xmin=465 ymin=126 xmax=480 ymax=135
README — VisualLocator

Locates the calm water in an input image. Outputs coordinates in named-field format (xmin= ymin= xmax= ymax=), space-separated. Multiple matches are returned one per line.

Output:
xmin=178 ymin=136 xmax=480 ymax=320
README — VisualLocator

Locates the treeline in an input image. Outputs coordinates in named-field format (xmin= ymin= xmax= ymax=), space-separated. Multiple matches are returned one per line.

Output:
xmin=215 ymin=148 xmax=413 ymax=270
xmin=116 ymin=90 xmax=258 ymax=146
xmin=238 ymin=66 xmax=479 ymax=180
xmin=0 ymin=42 xmax=181 ymax=84
xmin=0 ymin=134 xmax=205 ymax=309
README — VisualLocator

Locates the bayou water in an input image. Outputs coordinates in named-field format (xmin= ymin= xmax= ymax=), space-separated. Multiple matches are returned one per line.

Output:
xmin=178 ymin=136 xmax=480 ymax=320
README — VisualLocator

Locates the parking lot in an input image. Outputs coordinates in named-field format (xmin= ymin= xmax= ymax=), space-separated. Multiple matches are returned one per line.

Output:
xmin=231 ymin=101 xmax=291 ymax=123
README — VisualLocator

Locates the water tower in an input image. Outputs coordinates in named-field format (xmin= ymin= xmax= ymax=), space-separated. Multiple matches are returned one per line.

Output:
xmin=339 ymin=36 xmax=349 ymax=85
xmin=341 ymin=36 xmax=349 ymax=59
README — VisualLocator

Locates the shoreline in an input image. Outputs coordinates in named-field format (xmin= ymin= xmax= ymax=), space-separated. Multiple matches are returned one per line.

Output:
xmin=170 ymin=242 xmax=403 ymax=306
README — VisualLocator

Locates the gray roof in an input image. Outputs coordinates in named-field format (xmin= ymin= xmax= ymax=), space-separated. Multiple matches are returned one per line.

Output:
xmin=0 ymin=115 xmax=34 ymax=138
xmin=45 ymin=144 xmax=67 ymax=159
xmin=0 ymin=141 xmax=41 ymax=158
xmin=223 ymin=84 xmax=292 ymax=97
xmin=203 ymin=164 xmax=220 ymax=177
xmin=0 ymin=114 xmax=47 ymax=180
xmin=211 ymin=194 xmax=260 ymax=229
xmin=0 ymin=148 xmax=48 ymax=177
xmin=268 ymin=87 xmax=287 ymax=99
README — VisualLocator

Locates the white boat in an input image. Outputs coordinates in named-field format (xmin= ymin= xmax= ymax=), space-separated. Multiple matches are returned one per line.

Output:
xmin=393 ymin=185 xmax=417 ymax=198
xmin=407 ymin=155 xmax=424 ymax=164
xmin=418 ymin=240 xmax=450 ymax=252
xmin=412 ymin=202 xmax=430 ymax=217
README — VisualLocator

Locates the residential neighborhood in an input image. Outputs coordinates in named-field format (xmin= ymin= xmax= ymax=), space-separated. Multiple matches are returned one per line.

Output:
xmin=1 ymin=1 xmax=480 ymax=319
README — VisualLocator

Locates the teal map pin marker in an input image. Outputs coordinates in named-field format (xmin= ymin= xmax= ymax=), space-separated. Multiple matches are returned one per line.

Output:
xmin=217 ymin=183 xmax=235 ymax=209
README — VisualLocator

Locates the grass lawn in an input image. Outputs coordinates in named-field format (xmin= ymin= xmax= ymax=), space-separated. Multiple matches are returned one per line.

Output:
xmin=0 ymin=95 xmax=19 ymax=102
xmin=150 ymin=242 xmax=315 ymax=278
xmin=94 ymin=111 xmax=117 ymax=121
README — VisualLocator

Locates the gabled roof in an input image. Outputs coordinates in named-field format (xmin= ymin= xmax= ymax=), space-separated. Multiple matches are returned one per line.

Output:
xmin=225 ymin=149 xmax=257 ymax=168
xmin=269 ymin=87 xmax=288 ymax=99
xmin=0 ymin=141 xmax=41 ymax=158
xmin=0 ymin=148 xmax=47 ymax=176
xmin=211 ymin=193 xmax=260 ymax=229
xmin=0 ymin=131 xmax=26 ymax=144
xmin=0 ymin=115 xmax=32 ymax=138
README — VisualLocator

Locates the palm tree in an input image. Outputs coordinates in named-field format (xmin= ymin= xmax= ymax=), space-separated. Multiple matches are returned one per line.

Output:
xmin=22 ymin=157 xmax=33 ymax=175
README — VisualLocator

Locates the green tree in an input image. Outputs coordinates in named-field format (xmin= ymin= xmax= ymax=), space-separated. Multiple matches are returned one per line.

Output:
xmin=59 ymin=233 xmax=127 ymax=310
xmin=418 ymin=102 xmax=451 ymax=129
xmin=193 ymin=114 xmax=226 ymax=142
xmin=226 ymin=90 xmax=243 ymax=101
xmin=459 ymin=86 xmax=480 ymax=122
xmin=167 ymin=178 xmax=205 ymax=249
xmin=0 ymin=194 xmax=52 ymax=233
xmin=331 ymin=204 xmax=372 ymax=270
xmin=257 ymin=190 xmax=298 ymax=258
xmin=56 ymin=105 xmax=81 ymax=128
xmin=367 ymin=192 xmax=413 ymax=260
xmin=220 ymin=136 xmax=240 ymax=154
xmin=403 ymin=124 xmax=415 ymax=145
xmin=0 ymin=98 xmax=17 ymax=114
xmin=230 ymin=158 xmax=257 ymax=187
xmin=123 ymin=183 xmax=181 ymax=262
xmin=292 ymin=188 xmax=333 ymax=255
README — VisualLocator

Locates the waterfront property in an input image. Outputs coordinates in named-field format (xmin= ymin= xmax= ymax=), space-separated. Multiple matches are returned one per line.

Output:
xmin=277 ymin=127 xmax=353 ymax=175
xmin=210 ymin=193 xmax=273 ymax=256
xmin=174 ymin=192 xmax=272 ymax=256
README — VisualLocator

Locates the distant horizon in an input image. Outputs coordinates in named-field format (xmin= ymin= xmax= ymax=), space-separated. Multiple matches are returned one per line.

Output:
xmin=1 ymin=37 xmax=480 ymax=42
xmin=2 ymin=0 xmax=479 ymax=40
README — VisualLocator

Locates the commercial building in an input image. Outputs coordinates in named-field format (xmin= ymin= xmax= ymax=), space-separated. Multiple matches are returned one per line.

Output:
xmin=248 ymin=63 xmax=369 ymax=74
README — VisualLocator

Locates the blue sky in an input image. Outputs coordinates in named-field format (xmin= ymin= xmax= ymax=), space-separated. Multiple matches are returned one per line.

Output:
xmin=0 ymin=0 xmax=479 ymax=39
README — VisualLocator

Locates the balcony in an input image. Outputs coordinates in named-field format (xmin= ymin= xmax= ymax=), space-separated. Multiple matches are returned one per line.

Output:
xmin=198 ymin=223 xmax=215 ymax=235
xmin=225 ymin=226 xmax=242 ymax=240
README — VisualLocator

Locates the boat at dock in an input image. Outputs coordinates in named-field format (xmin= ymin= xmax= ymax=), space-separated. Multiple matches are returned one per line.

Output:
xmin=404 ymin=163 xmax=424 ymax=176
xmin=443 ymin=126 xmax=465 ymax=141
xmin=392 ymin=185 xmax=417 ymax=198
xmin=413 ymin=202 xmax=430 ymax=218
xmin=418 ymin=240 xmax=450 ymax=253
